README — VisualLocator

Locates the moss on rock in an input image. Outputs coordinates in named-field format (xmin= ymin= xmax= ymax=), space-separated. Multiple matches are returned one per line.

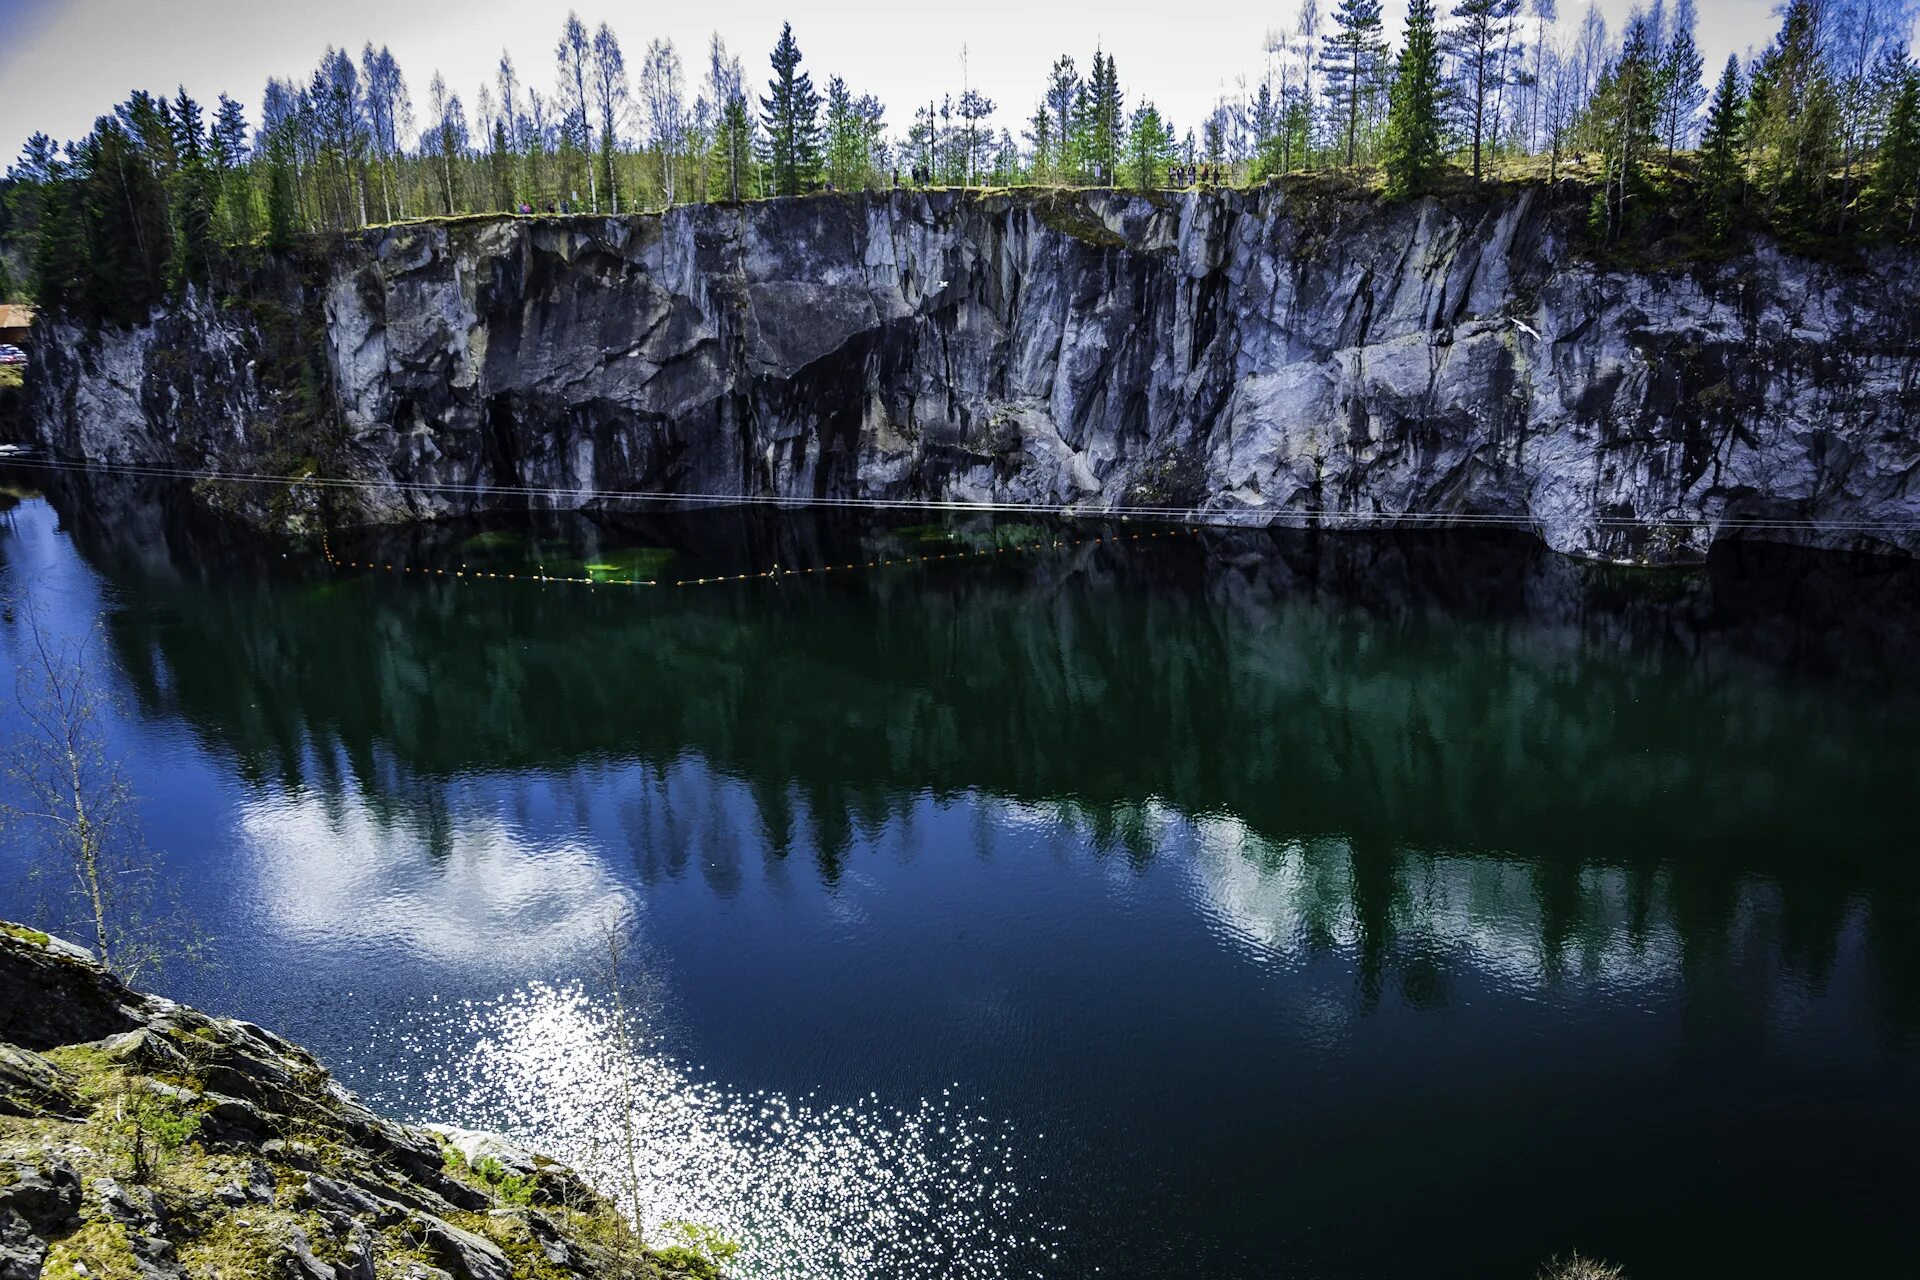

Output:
xmin=0 ymin=921 xmax=725 ymax=1280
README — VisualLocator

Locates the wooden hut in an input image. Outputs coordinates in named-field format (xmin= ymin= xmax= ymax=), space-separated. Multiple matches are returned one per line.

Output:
xmin=0 ymin=305 xmax=32 ymax=348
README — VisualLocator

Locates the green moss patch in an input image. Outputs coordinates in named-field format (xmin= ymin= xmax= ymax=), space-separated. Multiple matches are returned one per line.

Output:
xmin=44 ymin=1219 xmax=143 ymax=1280
xmin=0 ymin=922 xmax=50 ymax=946
xmin=1031 ymin=195 xmax=1127 ymax=249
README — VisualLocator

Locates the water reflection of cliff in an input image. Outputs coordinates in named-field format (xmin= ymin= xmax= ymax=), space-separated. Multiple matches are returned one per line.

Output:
xmin=31 ymin=477 xmax=1920 ymax=1021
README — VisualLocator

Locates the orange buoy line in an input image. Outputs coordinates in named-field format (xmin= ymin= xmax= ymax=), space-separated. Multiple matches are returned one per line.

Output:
xmin=320 ymin=525 xmax=1204 ymax=592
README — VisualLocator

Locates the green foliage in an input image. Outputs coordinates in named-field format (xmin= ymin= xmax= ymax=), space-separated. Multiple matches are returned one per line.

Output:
xmin=4 ymin=3 xmax=1919 ymax=306
xmin=1657 ymin=23 xmax=1707 ymax=156
xmin=1448 ymin=0 xmax=1520 ymax=180
xmin=654 ymin=1220 xmax=740 ymax=1278
xmin=759 ymin=23 xmax=821 ymax=196
xmin=710 ymin=96 xmax=756 ymax=201
xmin=1697 ymin=55 xmax=1747 ymax=241
xmin=1030 ymin=192 xmax=1126 ymax=248
xmin=1320 ymin=0 xmax=1389 ymax=167
xmin=168 ymin=88 xmax=217 ymax=292
xmin=1124 ymin=102 xmax=1175 ymax=190
xmin=1745 ymin=0 xmax=1840 ymax=233
xmin=265 ymin=129 xmax=297 ymax=253
xmin=439 ymin=1141 xmax=537 ymax=1207
xmin=1078 ymin=51 xmax=1125 ymax=185
xmin=114 ymin=1081 xmax=201 ymax=1182
xmin=1383 ymin=0 xmax=1446 ymax=197
xmin=1870 ymin=65 xmax=1920 ymax=238
xmin=470 ymin=1155 xmax=536 ymax=1205
xmin=823 ymin=76 xmax=886 ymax=190
xmin=1582 ymin=14 xmax=1663 ymax=242
xmin=44 ymin=1218 xmax=144 ymax=1280
xmin=0 ymin=922 xmax=51 ymax=946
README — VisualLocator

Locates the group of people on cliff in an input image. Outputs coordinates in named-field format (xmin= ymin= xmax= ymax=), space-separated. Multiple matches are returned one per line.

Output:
xmin=1170 ymin=163 xmax=1226 ymax=187
xmin=880 ymin=162 xmax=1229 ymax=190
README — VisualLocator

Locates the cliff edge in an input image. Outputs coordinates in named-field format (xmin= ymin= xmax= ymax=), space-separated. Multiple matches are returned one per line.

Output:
xmin=25 ymin=184 xmax=1920 ymax=564
xmin=0 ymin=923 xmax=722 ymax=1280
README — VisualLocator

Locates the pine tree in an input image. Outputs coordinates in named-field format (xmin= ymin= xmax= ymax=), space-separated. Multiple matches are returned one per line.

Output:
xmin=1746 ymin=0 xmax=1840 ymax=230
xmin=490 ymin=119 xmax=515 ymax=210
xmin=1383 ymin=0 xmax=1447 ymax=196
xmin=1870 ymin=65 xmax=1920 ymax=236
xmin=1124 ymin=102 xmax=1175 ymax=189
xmin=1025 ymin=103 xmax=1056 ymax=182
xmin=556 ymin=13 xmax=597 ymax=210
xmin=1656 ymin=21 xmax=1706 ymax=155
xmin=1449 ymin=0 xmax=1520 ymax=179
xmin=27 ymin=150 xmax=88 ymax=312
xmin=1044 ymin=57 xmax=1079 ymax=181
xmin=711 ymin=96 xmax=755 ymax=201
xmin=167 ymin=88 xmax=216 ymax=291
xmin=590 ymin=23 xmax=628 ymax=213
xmin=1696 ymin=55 xmax=1745 ymax=240
xmin=1249 ymin=80 xmax=1282 ymax=176
xmin=1080 ymin=50 xmax=1124 ymax=185
xmin=759 ymin=23 xmax=821 ymax=196
xmin=824 ymin=77 xmax=886 ymax=189
xmin=957 ymin=90 xmax=995 ymax=186
xmin=265 ymin=128 xmax=297 ymax=251
xmin=209 ymin=94 xmax=255 ymax=244
xmin=1586 ymin=15 xmax=1662 ymax=240
xmin=1320 ymin=0 xmax=1388 ymax=166
xmin=80 ymin=119 xmax=171 ymax=322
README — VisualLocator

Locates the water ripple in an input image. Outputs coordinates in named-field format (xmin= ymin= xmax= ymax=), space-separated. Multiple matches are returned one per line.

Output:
xmin=374 ymin=983 xmax=1060 ymax=1280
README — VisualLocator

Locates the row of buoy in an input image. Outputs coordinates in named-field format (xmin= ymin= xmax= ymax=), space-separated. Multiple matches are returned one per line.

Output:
xmin=321 ymin=527 xmax=1201 ymax=590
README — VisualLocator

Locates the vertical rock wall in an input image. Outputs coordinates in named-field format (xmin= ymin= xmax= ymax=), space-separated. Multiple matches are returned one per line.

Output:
xmin=28 ymin=186 xmax=1920 ymax=563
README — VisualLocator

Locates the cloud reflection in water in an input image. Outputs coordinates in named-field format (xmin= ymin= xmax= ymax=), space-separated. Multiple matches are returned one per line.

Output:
xmin=238 ymin=788 xmax=637 ymax=967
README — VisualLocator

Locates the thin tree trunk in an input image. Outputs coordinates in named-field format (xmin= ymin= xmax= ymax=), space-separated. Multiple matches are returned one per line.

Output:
xmin=605 ymin=925 xmax=646 ymax=1249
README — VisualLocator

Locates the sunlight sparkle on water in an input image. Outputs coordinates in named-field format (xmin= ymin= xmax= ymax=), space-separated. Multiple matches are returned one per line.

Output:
xmin=375 ymin=983 xmax=1060 ymax=1280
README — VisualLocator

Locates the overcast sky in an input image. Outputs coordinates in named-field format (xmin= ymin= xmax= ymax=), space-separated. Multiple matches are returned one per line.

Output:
xmin=0 ymin=0 xmax=1892 ymax=168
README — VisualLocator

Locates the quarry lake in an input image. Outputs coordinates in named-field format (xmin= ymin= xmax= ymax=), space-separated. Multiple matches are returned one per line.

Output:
xmin=3 ymin=481 xmax=1918 ymax=1280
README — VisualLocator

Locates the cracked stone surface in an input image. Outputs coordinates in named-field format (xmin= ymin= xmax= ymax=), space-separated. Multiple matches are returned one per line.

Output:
xmin=27 ymin=186 xmax=1920 ymax=564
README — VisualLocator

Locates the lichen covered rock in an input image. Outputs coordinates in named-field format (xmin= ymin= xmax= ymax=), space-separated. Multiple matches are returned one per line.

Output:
xmin=0 ymin=925 xmax=721 ymax=1280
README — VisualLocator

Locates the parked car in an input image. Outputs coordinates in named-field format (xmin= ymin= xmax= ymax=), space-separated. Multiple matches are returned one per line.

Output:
xmin=0 ymin=345 xmax=26 ymax=364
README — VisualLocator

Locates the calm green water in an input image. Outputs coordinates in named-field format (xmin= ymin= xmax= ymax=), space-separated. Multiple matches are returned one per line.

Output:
xmin=2 ymin=478 xmax=1918 ymax=1279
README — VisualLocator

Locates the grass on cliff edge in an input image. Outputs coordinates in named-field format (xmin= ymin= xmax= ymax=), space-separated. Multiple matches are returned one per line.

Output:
xmin=0 ymin=364 xmax=22 ymax=391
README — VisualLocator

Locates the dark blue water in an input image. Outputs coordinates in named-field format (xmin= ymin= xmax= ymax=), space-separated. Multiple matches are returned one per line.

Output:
xmin=2 ymin=479 xmax=1918 ymax=1280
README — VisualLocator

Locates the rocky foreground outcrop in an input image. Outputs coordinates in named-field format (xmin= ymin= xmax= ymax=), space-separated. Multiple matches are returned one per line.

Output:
xmin=0 ymin=923 xmax=720 ymax=1280
xmin=25 ymin=183 xmax=1920 ymax=564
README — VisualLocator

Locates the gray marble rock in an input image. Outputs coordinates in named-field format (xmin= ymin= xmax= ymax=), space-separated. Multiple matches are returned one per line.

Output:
xmin=28 ymin=188 xmax=1920 ymax=564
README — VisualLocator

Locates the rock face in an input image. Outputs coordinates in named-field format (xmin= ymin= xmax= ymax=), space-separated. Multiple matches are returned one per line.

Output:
xmin=0 ymin=923 xmax=719 ymax=1280
xmin=26 ymin=185 xmax=1920 ymax=563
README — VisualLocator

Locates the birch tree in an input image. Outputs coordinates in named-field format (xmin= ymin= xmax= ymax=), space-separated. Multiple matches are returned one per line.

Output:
xmin=4 ymin=608 xmax=177 ymax=982
xmin=640 ymin=39 xmax=687 ymax=205
xmin=590 ymin=23 xmax=629 ymax=212
xmin=556 ymin=11 xmax=596 ymax=208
